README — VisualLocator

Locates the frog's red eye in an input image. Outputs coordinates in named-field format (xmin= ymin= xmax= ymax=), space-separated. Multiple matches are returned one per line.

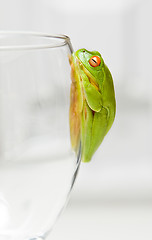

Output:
xmin=89 ymin=56 xmax=101 ymax=67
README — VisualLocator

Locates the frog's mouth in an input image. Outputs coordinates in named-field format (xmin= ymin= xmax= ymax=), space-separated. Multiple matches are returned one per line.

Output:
xmin=76 ymin=57 xmax=99 ymax=91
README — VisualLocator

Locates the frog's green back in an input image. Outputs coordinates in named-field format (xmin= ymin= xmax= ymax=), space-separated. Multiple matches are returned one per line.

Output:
xmin=102 ymin=64 xmax=116 ymax=134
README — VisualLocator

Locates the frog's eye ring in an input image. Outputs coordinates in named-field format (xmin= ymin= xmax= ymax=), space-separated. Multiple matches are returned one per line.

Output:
xmin=89 ymin=56 xmax=101 ymax=67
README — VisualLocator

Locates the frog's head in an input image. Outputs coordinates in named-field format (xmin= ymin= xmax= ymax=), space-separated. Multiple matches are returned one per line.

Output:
xmin=75 ymin=48 xmax=104 ymax=79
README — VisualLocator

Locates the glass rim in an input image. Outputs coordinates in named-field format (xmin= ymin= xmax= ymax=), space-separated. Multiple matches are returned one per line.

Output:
xmin=0 ymin=31 xmax=72 ymax=51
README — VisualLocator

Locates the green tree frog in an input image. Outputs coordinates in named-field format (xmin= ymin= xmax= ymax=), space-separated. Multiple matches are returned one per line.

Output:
xmin=69 ymin=49 xmax=116 ymax=162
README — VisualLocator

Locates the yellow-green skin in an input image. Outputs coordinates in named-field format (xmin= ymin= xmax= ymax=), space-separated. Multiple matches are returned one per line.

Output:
xmin=69 ymin=49 xmax=116 ymax=162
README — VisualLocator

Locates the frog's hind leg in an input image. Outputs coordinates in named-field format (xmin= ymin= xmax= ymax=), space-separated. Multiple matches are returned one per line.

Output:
xmin=82 ymin=106 xmax=108 ymax=162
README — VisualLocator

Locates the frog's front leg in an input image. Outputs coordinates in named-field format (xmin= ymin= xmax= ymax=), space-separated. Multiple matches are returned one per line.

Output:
xmin=80 ymin=69 xmax=102 ymax=112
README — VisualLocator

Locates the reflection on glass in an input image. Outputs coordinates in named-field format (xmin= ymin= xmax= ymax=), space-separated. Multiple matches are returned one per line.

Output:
xmin=0 ymin=32 xmax=80 ymax=240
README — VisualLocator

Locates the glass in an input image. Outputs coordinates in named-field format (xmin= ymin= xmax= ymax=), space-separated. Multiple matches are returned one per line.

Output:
xmin=0 ymin=32 xmax=80 ymax=240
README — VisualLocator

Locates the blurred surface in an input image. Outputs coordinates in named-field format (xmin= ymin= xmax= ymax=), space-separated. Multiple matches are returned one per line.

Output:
xmin=51 ymin=198 xmax=152 ymax=240
xmin=0 ymin=0 xmax=151 ymax=239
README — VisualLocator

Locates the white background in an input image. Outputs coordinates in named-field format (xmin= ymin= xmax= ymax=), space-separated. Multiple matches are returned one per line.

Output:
xmin=0 ymin=0 xmax=152 ymax=239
